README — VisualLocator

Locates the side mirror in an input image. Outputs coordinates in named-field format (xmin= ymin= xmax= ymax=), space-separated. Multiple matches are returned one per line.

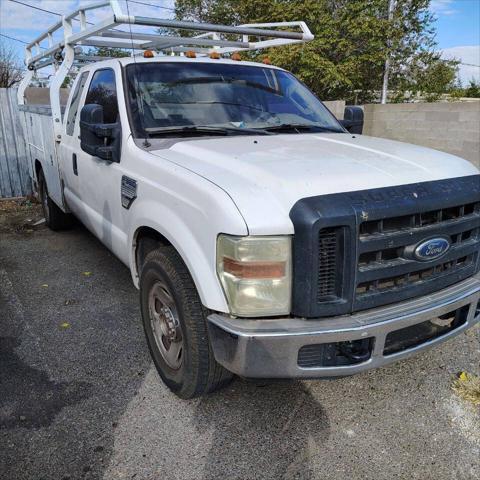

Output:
xmin=79 ymin=104 xmax=121 ymax=162
xmin=340 ymin=106 xmax=364 ymax=134
xmin=340 ymin=119 xmax=354 ymax=130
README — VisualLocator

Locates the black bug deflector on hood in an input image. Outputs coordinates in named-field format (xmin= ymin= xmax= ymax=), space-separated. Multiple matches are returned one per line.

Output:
xmin=289 ymin=175 xmax=480 ymax=318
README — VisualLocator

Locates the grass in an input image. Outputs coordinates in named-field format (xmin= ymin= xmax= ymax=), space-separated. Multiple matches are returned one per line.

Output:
xmin=452 ymin=372 xmax=480 ymax=407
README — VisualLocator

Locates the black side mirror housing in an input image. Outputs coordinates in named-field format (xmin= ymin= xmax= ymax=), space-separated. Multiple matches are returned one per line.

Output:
xmin=80 ymin=104 xmax=121 ymax=163
xmin=340 ymin=106 xmax=364 ymax=134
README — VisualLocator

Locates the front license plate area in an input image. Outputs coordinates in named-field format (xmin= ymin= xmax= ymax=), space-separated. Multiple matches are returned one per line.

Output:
xmin=383 ymin=305 xmax=470 ymax=356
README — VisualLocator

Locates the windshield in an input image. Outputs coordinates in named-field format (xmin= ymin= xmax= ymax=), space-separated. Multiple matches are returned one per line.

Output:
xmin=125 ymin=62 xmax=344 ymax=137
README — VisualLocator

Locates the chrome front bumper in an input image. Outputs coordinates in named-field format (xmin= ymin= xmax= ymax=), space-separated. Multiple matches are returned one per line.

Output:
xmin=207 ymin=274 xmax=480 ymax=378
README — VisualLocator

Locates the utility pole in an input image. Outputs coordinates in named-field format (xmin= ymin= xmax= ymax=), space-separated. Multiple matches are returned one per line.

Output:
xmin=381 ymin=0 xmax=396 ymax=104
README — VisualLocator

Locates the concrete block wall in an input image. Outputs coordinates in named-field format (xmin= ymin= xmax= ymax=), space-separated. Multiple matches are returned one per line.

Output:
xmin=362 ymin=102 xmax=480 ymax=169
xmin=323 ymin=100 xmax=345 ymax=120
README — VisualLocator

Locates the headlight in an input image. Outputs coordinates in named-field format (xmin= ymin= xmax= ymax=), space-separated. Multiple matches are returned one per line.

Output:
xmin=216 ymin=235 xmax=292 ymax=317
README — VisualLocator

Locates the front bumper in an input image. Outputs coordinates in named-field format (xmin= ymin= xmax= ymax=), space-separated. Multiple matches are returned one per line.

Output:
xmin=207 ymin=274 xmax=480 ymax=378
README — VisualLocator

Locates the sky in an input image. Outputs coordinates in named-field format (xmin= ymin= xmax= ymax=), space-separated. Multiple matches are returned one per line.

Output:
xmin=0 ymin=0 xmax=479 ymax=84
xmin=432 ymin=0 xmax=480 ymax=83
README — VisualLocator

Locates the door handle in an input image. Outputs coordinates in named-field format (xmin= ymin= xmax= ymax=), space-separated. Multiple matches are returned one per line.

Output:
xmin=72 ymin=153 xmax=78 ymax=176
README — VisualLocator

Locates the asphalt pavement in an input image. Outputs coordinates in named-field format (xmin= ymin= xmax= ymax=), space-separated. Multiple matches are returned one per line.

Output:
xmin=1 ymin=211 xmax=479 ymax=480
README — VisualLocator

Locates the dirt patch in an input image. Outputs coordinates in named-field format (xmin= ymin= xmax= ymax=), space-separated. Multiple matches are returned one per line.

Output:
xmin=0 ymin=198 xmax=44 ymax=235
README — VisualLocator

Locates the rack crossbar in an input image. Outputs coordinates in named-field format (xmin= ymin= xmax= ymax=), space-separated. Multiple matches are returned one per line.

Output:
xmin=100 ymin=31 xmax=249 ymax=49
xmin=129 ymin=16 xmax=309 ymax=41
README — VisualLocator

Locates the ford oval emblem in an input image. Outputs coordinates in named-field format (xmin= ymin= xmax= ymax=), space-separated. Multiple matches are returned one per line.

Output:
xmin=414 ymin=237 xmax=450 ymax=261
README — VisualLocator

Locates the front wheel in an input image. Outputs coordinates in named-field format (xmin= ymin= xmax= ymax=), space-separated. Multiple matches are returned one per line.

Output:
xmin=140 ymin=246 xmax=233 ymax=399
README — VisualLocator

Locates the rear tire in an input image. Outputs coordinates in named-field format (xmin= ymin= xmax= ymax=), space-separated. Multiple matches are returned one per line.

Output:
xmin=38 ymin=169 xmax=72 ymax=231
xmin=140 ymin=245 xmax=233 ymax=399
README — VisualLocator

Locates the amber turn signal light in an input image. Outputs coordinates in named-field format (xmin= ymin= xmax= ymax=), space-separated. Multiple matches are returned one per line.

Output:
xmin=222 ymin=257 xmax=286 ymax=279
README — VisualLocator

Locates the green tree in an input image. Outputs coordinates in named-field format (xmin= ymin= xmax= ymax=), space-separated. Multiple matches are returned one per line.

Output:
xmin=393 ymin=51 xmax=458 ymax=102
xmin=89 ymin=47 xmax=130 ymax=58
xmin=464 ymin=79 xmax=480 ymax=98
xmin=61 ymin=75 xmax=71 ymax=88
xmin=174 ymin=0 xmax=456 ymax=103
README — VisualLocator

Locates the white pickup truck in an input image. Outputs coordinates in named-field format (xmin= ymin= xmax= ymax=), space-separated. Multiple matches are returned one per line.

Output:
xmin=18 ymin=1 xmax=480 ymax=398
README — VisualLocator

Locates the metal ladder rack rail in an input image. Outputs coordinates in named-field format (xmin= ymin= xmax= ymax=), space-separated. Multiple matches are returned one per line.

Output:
xmin=18 ymin=0 xmax=314 ymax=140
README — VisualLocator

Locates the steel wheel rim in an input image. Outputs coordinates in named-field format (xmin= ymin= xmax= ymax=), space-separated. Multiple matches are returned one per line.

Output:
xmin=148 ymin=280 xmax=183 ymax=370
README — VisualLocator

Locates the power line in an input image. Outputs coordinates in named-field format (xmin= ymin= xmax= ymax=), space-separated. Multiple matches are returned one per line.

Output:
xmin=8 ymin=0 xmax=61 ymax=16
xmin=0 ymin=32 xmax=46 ymax=49
xmin=8 ymin=0 xmax=95 ymax=24
xmin=9 ymin=0 xmax=176 ymax=23
xmin=0 ymin=33 xmax=27 ymax=44
xmin=7 ymin=0 xmax=126 ymax=36
xmin=129 ymin=0 xmax=176 ymax=12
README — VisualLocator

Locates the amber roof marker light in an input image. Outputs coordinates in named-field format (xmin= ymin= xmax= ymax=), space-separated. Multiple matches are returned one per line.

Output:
xmin=262 ymin=57 xmax=272 ymax=65
xmin=185 ymin=50 xmax=197 ymax=58
xmin=209 ymin=51 xmax=221 ymax=59
xmin=143 ymin=50 xmax=154 ymax=58
xmin=231 ymin=52 xmax=242 ymax=61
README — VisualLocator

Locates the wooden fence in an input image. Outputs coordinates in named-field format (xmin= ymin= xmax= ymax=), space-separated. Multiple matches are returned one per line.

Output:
xmin=0 ymin=88 xmax=32 ymax=198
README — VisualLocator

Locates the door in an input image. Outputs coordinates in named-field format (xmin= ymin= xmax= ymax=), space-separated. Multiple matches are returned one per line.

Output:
xmin=71 ymin=66 xmax=129 ymax=263
xmin=59 ymin=70 xmax=90 ymax=207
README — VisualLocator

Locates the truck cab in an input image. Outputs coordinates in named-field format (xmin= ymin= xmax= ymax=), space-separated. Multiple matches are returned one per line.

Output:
xmin=18 ymin=1 xmax=480 ymax=398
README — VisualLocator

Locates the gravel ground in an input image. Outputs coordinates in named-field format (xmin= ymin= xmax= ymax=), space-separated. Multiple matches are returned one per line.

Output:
xmin=1 ymin=203 xmax=479 ymax=480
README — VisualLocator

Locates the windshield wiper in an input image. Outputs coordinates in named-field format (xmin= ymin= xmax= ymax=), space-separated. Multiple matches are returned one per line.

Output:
xmin=145 ymin=125 xmax=273 ymax=137
xmin=263 ymin=123 xmax=344 ymax=133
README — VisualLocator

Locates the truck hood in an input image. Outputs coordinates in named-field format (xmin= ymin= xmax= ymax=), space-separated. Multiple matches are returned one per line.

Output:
xmin=150 ymin=133 xmax=479 ymax=234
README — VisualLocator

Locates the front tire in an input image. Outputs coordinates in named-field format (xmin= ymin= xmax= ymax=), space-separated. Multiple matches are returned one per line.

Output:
xmin=38 ymin=170 xmax=72 ymax=231
xmin=140 ymin=246 xmax=233 ymax=399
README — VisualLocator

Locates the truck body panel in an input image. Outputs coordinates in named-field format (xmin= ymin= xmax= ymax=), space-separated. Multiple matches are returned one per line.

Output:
xmin=18 ymin=106 xmax=64 ymax=207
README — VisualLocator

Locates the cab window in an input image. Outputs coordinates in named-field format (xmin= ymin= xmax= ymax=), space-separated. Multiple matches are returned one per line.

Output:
xmin=85 ymin=68 xmax=119 ymax=124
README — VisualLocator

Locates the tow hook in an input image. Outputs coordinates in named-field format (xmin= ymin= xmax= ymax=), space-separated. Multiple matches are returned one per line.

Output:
xmin=338 ymin=339 xmax=372 ymax=363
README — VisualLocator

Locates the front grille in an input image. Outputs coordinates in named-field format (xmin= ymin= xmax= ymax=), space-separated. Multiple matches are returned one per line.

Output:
xmin=355 ymin=201 xmax=480 ymax=311
xmin=359 ymin=203 xmax=478 ymax=236
xmin=357 ymin=254 xmax=475 ymax=294
xmin=289 ymin=175 xmax=480 ymax=318
xmin=317 ymin=229 xmax=339 ymax=300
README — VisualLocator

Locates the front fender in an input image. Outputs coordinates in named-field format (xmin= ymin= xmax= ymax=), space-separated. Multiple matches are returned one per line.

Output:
xmin=127 ymin=198 xmax=247 ymax=313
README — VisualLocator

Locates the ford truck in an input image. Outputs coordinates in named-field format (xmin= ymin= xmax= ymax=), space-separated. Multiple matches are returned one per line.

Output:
xmin=17 ymin=0 xmax=480 ymax=398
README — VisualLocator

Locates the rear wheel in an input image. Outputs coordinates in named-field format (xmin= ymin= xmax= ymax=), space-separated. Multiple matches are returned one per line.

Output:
xmin=38 ymin=169 xmax=72 ymax=231
xmin=140 ymin=245 xmax=233 ymax=399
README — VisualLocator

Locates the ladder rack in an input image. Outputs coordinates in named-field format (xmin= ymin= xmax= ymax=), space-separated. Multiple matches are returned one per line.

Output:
xmin=21 ymin=0 xmax=314 ymax=70
xmin=18 ymin=0 xmax=313 ymax=139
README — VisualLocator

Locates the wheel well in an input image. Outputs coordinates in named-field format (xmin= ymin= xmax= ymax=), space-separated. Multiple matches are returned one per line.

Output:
xmin=33 ymin=160 xmax=44 ymax=197
xmin=34 ymin=160 xmax=42 ymax=180
xmin=134 ymin=227 xmax=171 ymax=277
